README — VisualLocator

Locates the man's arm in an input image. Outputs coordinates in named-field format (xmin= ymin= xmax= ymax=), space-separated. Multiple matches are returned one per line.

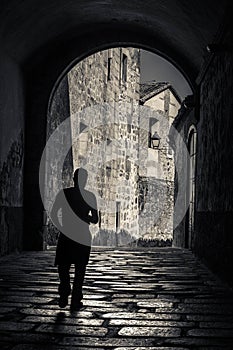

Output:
xmin=88 ymin=194 xmax=99 ymax=224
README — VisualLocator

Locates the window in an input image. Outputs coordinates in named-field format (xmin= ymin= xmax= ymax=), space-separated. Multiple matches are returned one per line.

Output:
xmin=122 ymin=54 xmax=127 ymax=83
xmin=107 ymin=57 xmax=112 ymax=81
xmin=148 ymin=117 xmax=158 ymax=148
xmin=126 ymin=158 xmax=131 ymax=173
xmin=116 ymin=201 xmax=121 ymax=231
xmin=98 ymin=211 xmax=101 ymax=228
xmin=80 ymin=122 xmax=87 ymax=133
xmin=106 ymin=166 xmax=111 ymax=177
xmin=186 ymin=126 xmax=197 ymax=248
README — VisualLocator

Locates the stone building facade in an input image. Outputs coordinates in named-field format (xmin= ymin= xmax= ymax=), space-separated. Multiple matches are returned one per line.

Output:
xmin=68 ymin=48 xmax=140 ymax=245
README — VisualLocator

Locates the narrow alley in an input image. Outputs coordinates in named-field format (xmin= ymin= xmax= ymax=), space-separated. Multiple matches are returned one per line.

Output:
xmin=0 ymin=247 xmax=233 ymax=349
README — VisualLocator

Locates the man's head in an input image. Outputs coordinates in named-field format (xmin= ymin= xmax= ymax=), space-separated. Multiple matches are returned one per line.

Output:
xmin=73 ymin=168 xmax=88 ymax=189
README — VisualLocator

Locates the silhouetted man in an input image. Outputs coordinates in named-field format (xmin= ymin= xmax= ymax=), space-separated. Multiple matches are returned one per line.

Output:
xmin=51 ymin=168 xmax=98 ymax=310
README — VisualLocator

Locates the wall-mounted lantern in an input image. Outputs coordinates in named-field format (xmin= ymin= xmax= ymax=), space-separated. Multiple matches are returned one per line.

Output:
xmin=151 ymin=131 xmax=161 ymax=149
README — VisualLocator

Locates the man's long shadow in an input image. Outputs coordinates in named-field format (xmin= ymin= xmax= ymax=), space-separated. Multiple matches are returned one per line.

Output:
xmin=55 ymin=311 xmax=66 ymax=324
xmin=52 ymin=306 xmax=85 ymax=330
xmin=51 ymin=308 xmax=88 ymax=336
xmin=51 ymin=311 xmax=67 ymax=334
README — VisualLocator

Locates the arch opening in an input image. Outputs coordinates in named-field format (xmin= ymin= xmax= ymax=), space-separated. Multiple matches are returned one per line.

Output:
xmin=42 ymin=46 xmax=192 ymax=249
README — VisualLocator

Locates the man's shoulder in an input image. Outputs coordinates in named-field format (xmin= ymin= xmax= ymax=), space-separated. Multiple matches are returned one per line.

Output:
xmin=62 ymin=187 xmax=96 ymax=201
xmin=85 ymin=189 xmax=97 ymax=199
xmin=84 ymin=189 xmax=95 ymax=196
xmin=83 ymin=190 xmax=97 ymax=206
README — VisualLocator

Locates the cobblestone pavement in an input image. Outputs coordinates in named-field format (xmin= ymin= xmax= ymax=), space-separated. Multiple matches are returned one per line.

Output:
xmin=0 ymin=247 xmax=233 ymax=349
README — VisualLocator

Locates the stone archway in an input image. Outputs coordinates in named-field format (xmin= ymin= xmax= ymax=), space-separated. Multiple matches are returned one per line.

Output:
xmin=20 ymin=0 xmax=228 ymax=252
xmin=23 ymin=34 xmax=195 ymax=251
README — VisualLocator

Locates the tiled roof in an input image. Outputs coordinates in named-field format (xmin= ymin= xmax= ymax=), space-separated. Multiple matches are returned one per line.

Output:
xmin=140 ymin=80 xmax=181 ymax=104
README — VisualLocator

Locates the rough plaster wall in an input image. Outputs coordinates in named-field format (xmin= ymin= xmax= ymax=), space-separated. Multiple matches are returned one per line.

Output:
xmin=0 ymin=52 xmax=24 ymax=255
xmin=170 ymin=92 xmax=180 ymax=118
xmin=194 ymin=26 xmax=233 ymax=285
xmin=144 ymin=91 xmax=165 ymax=112
xmin=138 ymin=177 xmax=174 ymax=240
xmin=139 ymin=89 xmax=180 ymax=241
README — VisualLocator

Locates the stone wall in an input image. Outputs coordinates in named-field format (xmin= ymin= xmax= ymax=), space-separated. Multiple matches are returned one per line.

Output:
xmin=171 ymin=21 xmax=233 ymax=286
xmin=0 ymin=52 xmax=24 ymax=256
xmin=194 ymin=23 xmax=233 ymax=285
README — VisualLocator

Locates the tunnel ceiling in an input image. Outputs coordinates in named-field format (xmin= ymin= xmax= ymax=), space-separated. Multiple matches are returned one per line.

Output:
xmin=0 ymin=0 xmax=227 ymax=82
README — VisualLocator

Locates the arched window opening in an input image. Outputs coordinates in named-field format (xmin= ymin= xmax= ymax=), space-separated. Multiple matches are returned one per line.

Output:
xmin=186 ymin=125 xmax=197 ymax=249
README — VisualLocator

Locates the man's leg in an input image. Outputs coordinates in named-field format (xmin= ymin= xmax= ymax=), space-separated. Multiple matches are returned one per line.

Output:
xmin=71 ymin=264 xmax=86 ymax=309
xmin=58 ymin=264 xmax=71 ymax=307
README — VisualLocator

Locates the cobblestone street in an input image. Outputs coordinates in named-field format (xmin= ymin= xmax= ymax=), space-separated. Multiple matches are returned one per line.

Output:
xmin=0 ymin=247 xmax=233 ymax=349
